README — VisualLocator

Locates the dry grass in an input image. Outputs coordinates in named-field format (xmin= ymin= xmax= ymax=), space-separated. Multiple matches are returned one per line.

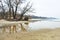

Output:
xmin=0 ymin=28 xmax=60 ymax=40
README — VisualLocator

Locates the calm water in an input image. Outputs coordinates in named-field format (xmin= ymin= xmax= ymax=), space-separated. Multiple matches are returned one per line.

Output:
xmin=0 ymin=19 xmax=60 ymax=31
xmin=29 ymin=19 xmax=60 ymax=30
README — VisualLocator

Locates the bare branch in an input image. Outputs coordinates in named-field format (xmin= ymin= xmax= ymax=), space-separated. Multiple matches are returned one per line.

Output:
xmin=18 ymin=2 xmax=33 ymax=20
xmin=0 ymin=0 xmax=5 ymax=18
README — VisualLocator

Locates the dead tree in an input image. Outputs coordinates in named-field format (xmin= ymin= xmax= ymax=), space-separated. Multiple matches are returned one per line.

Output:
xmin=0 ymin=0 xmax=34 ymax=21
xmin=4 ymin=0 xmax=25 ymax=20
xmin=0 ymin=0 xmax=5 ymax=19
xmin=14 ymin=0 xmax=20 ymax=19
xmin=4 ymin=0 xmax=13 ymax=19
xmin=18 ymin=2 xmax=33 ymax=20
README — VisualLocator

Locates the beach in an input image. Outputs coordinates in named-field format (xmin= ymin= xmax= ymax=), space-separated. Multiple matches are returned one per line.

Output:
xmin=0 ymin=28 xmax=60 ymax=40
xmin=0 ymin=19 xmax=60 ymax=40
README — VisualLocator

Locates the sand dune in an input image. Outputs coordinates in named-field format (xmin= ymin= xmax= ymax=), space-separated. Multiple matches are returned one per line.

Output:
xmin=0 ymin=28 xmax=60 ymax=40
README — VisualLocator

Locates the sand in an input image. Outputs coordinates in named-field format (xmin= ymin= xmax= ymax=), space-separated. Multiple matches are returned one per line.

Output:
xmin=0 ymin=28 xmax=60 ymax=40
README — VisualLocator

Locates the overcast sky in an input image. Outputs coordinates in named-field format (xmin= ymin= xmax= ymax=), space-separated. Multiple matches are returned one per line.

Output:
xmin=28 ymin=0 xmax=60 ymax=18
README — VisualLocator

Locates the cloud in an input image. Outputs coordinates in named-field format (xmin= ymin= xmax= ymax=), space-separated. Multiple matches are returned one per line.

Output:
xmin=30 ymin=0 xmax=60 ymax=18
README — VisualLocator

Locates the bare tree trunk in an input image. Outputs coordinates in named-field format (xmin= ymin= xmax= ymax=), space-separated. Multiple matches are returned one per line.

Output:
xmin=9 ymin=0 xmax=12 ymax=19
xmin=14 ymin=5 xmax=18 ymax=19
xmin=11 ymin=6 xmax=15 ymax=19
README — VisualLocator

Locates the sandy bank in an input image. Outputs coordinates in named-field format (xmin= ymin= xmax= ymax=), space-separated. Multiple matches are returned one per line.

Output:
xmin=0 ymin=28 xmax=60 ymax=40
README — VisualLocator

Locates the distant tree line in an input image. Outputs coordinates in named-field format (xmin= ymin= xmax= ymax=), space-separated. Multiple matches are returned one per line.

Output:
xmin=0 ymin=0 xmax=34 ymax=21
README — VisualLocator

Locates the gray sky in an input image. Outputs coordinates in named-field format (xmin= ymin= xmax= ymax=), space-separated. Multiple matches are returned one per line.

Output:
xmin=29 ymin=0 xmax=60 ymax=18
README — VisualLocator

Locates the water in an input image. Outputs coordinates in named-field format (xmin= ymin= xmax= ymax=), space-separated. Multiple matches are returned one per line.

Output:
xmin=29 ymin=19 xmax=60 ymax=30
xmin=0 ymin=19 xmax=60 ymax=31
